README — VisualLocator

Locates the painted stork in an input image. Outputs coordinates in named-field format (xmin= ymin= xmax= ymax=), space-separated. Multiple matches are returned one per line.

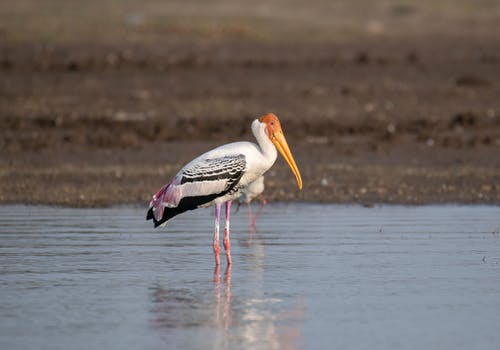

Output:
xmin=237 ymin=175 xmax=267 ymax=229
xmin=146 ymin=113 xmax=302 ymax=265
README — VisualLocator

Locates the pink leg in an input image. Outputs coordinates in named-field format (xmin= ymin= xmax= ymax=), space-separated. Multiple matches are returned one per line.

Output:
xmin=247 ymin=202 xmax=254 ymax=225
xmin=223 ymin=201 xmax=232 ymax=265
xmin=252 ymin=195 xmax=267 ymax=226
xmin=213 ymin=203 xmax=221 ymax=266
xmin=247 ymin=202 xmax=257 ymax=232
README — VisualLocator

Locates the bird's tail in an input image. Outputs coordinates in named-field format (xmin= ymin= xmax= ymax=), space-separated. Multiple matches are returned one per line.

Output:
xmin=147 ymin=203 xmax=193 ymax=228
xmin=146 ymin=183 xmax=171 ymax=227
xmin=147 ymin=176 xmax=190 ymax=228
xmin=146 ymin=207 xmax=168 ymax=228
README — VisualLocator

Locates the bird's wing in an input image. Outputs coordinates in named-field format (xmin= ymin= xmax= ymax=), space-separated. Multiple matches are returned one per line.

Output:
xmin=149 ymin=154 xmax=247 ymax=221
xmin=177 ymin=154 xmax=247 ymax=200
xmin=181 ymin=154 xmax=246 ymax=186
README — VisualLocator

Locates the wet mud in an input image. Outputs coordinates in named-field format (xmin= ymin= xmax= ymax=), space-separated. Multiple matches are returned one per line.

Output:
xmin=1 ymin=10 xmax=500 ymax=206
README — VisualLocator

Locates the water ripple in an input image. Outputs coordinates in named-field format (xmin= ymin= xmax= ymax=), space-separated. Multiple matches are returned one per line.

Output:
xmin=0 ymin=204 xmax=499 ymax=350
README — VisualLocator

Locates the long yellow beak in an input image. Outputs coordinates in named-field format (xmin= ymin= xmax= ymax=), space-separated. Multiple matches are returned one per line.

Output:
xmin=271 ymin=130 xmax=303 ymax=190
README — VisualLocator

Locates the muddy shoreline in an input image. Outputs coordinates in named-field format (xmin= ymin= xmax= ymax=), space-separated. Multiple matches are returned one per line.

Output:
xmin=1 ymin=35 xmax=500 ymax=207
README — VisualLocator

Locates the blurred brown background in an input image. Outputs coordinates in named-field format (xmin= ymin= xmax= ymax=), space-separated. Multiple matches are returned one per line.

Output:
xmin=1 ymin=0 xmax=499 ymax=205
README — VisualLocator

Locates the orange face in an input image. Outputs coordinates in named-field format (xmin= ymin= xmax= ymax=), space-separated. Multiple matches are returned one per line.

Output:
xmin=259 ymin=113 xmax=303 ymax=190
xmin=259 ymin=113 xmax=282 ymax=138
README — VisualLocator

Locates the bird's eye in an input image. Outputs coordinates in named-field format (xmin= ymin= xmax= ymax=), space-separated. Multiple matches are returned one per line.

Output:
xmin=270 ymin=121 xmax=275 ymax=126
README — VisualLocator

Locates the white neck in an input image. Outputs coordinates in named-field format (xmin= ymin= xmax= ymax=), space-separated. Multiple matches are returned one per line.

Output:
xmin=252 ymin=119 xmax=277 ymax=167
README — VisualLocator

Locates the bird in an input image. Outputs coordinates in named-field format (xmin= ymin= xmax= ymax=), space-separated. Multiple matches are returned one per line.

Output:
xmin=237 ymin=175 xmax=267 ymax=230
xmin=146 ymin=113 xmax=302 ymax=266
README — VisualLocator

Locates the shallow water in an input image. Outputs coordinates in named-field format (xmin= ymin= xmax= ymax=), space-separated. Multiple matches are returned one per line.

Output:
xmin=1 ymin=204 xmax=500 ymax=350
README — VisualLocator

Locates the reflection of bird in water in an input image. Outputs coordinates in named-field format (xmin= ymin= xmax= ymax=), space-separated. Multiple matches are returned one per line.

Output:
xmin=147 ymin=113 xmax=302 ymax=266
xmin=149 ymin=266 xmax=304 ymax=349
xmin=213 ymin=264 xmax=232 ymax=343
xmin=213 ymin=266 xmax=304 ymax=350
xmin=236 ymin=176 xmax=267 ymax=230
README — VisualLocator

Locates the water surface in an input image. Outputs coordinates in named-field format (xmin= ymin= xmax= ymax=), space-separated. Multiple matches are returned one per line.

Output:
xmin=1 ymin=204 xmax=500 ymax=349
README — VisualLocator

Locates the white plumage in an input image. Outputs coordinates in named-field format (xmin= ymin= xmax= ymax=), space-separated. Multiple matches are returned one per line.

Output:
xmin=240 ymin=175 xmax=265 ymax=204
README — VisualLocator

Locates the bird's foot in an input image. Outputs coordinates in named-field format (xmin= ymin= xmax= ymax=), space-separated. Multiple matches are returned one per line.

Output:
xmin=214 ymin=241 xmax=221 ymax=266
xmin=223 ymin=231 xmax=232 ymax=265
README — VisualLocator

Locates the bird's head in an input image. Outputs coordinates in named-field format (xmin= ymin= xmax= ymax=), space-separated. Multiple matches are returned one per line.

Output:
xmin=259 ymin=113 xmax=303 ymax=190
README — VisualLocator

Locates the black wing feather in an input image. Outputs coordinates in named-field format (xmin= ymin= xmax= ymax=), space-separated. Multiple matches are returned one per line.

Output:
xmin=147 ymin=154 xmax=246 ymax=227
